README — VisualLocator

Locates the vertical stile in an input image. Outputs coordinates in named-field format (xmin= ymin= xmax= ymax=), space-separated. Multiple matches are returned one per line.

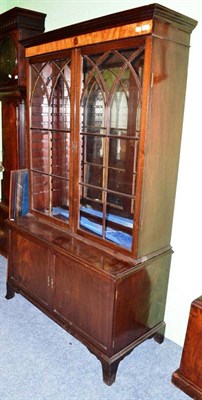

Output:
xmin=132 ymin=36 xmax=153 ymax=258
xmin=28 ymin=61 xmax=33 ymax=212
xmin=102 ymin=104 xmax=110 ymax=239
xmin=70 ymin=48 xmax=82 ymax=233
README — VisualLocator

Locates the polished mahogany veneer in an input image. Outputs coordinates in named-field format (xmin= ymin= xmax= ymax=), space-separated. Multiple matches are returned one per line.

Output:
xmin=5 ymin=4 xmax=197 ymax=385
xmin=172 ymin=296 xmax=202 ymax=399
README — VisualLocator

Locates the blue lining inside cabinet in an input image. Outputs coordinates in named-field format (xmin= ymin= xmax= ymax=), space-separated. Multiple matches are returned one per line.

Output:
xmin=11 ymin=169 xmax=29 ymax=219
xmin=21 ymin=172 xmax=29 ymax=216
xmin=52 ymin=206 xmax=133 ymax=249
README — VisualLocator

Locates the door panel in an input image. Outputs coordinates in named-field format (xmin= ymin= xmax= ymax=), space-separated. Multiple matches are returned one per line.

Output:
xmin=53 ymin=253 xmax=113 ymax=350
xmin=11 ymin=232 xmax=50 ymax=306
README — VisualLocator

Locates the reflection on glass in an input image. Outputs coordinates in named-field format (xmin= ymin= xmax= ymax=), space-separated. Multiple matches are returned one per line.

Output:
xmin=51 ymin=178 xmax=69 ymax=221
xmin=32 ymin=172 xmax=49 ymax=212
xmin=85 ymin=135 xmax=104 ymax=164
xmin=31 ymin=130 xmax=49 ymax=173
xmin=52 ymin=131 xmax=70 ymax=179
xmin=79 ymin=187 xmax=133 ymax=250
xmin=32 ymin=171 xmax=69 ymax=221
xmin=79 ymin=185 xmax=104 ymax=237
xmin=83 ymin=164 xmax=103 ymax=188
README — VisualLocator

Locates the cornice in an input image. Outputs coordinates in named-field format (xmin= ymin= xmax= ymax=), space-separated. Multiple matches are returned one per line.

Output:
xmin=21 ymin=3 xmax=197 ymax=48
xmin=0 ymin=7 xmax=46 ymax=35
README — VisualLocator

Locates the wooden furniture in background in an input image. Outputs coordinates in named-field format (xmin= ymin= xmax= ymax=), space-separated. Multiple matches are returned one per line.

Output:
xmin=6 ymin=4 xmax=197 ymax=385
xmin=172 ymin=296 xmax=202 ymax=399
xmin=0 ymin=7 xmax=46 ymax=256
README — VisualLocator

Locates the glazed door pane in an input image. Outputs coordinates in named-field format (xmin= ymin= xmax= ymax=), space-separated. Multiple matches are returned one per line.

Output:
xmin=30 ymin=58 xmax=71 ymax=221
xmin=79 ymin=46 xmax=144 ymax=249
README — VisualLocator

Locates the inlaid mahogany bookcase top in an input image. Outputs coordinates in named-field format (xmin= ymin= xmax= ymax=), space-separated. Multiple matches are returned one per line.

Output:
xmin=5 ymin=3 xmax=197 ymax=385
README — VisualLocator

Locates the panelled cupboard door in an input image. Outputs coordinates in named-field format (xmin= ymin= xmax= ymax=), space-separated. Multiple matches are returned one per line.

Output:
xmin=10 ymin=232 xmax=51 ymax=307
xmin=53 ymin=252 xmax=114 ymax=351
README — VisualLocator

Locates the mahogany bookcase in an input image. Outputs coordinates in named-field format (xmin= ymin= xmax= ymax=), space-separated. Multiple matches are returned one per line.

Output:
xmin=5 ymin=3 xmax=197 ymax=385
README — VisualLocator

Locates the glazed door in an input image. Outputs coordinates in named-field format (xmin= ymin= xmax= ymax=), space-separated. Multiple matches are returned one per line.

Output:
xmin=29 ymin=55 xmax=72 ymax=224
xmin=78 ymin=40 xmax=145 ymax=252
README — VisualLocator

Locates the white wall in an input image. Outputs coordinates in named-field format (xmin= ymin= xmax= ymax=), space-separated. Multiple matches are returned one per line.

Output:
xmin=2 ymin=0 xmax=202 ymax=347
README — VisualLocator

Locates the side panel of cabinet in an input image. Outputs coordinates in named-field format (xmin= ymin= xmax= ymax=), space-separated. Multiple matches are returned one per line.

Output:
xmin=0 ymin=205 xmax=8 ymax=257
xmin=0 ymin=99 xmax=26 ymax=256
xmin=2 ymin=101 xmax=18 ymax=203
xmin=53 ymin=252 xmax=114 ymax=351
xmin=9 ymin=230 xmax=50 ymax=307
xmin=113 ymin=252 xmax=171 ymax=352
xmin=137 ymin=34 xmax=190 ymax=257
xmin=1 ymin=99 xmax=26 ymax=202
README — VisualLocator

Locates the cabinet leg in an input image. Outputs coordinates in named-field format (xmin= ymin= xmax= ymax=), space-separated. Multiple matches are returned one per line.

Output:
xmin=153 ymin=323 xmax=165 ymax=344
xmin=5 ymin=282 xmax=15 ymax=300
xmin=101 ymin=359 xmax=120 ymax=386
